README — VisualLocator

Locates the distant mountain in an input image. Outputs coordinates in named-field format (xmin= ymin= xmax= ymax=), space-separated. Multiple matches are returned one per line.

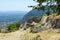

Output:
xmin=22 ymin=9 xmax=53 ymax=23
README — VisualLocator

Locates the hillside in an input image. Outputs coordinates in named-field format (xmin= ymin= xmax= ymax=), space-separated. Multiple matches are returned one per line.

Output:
xmin=0 ymin=13 xmax=60 ymax=40
xmin=22 ymin=9 xmax=53 ymax=23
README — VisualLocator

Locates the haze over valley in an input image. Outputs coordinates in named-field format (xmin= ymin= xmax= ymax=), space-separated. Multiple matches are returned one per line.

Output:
xmin=0 ymin=11 xmax=27 ymax=27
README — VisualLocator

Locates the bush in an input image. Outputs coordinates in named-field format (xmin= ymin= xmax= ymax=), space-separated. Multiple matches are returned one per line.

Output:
xmin=7 ymin=22 xmax=20 ymax=32
xmin=23 ymin=28 xmax=27 ymax=30
xmin=46 ymin=12 xmax=51 ymax=16
xmin=36 ymin=35 xmax=42 ymax=40
xmin=0 ymin=27 xmax=1 ymax=32
xmin=41 ymin=24 xmax=45 ymax=26
xmin=30 ymin=27 xmax=39 ymax=33
xmin=32 ymin=35 xmax=42 ymax=40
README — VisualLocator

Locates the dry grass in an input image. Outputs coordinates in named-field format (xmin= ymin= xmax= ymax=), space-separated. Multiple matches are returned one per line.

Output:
xmin=0 ymin=28 xmax=60 ymax=40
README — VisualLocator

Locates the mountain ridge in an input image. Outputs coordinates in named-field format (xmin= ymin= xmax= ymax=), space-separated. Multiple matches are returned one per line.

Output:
xmin=22 ymin=9 xmax=53 ymax=23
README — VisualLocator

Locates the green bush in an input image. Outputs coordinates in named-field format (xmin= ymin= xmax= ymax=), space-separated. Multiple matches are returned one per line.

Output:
xmin=0 ymin=27 xmax=1 ymax=32
xmin=7 ymin=22 xmax=20 ymax=32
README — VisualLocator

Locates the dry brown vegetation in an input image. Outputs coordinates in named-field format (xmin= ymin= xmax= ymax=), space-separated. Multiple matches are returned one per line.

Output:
xmin=0 ymin=28 xmax=60 ymax=40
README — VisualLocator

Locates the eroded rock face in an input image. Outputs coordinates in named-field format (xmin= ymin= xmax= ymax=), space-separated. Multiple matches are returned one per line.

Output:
xmin=55 ymin=19 xmax=60 ymax=28
xmin=46 ymin=15 xmax=60 ymax=28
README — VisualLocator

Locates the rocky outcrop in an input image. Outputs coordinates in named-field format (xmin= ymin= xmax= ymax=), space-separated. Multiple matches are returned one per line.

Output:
xmin=34 ymin=14 xmax=60 ymax=31
xmin=46 ymin=14 xmax=60 ymax=28
xmin=24 ymin=13 xmax=60 ymax=32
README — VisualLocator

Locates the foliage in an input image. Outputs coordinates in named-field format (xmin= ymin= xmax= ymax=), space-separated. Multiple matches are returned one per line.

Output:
xmin=29 ymin=0 xmax=60 ymax=14
xmin=7 ymin=22 xmax=20 ymax=32
xmin=0 ymin=27 xmax=1 ymax=32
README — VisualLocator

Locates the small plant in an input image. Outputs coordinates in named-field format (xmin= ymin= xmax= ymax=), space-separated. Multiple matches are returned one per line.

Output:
xmin=36 ymin=35 xmax=42 ymax=40
xmin=0 ymin=27 xmax=1 ymax=32
xmin=46 ymin=13 xmax=51 ymax=16
xmin=30 ymin=27 xmax=39 ymax=33
xmin=32 ymin=35 xmax=42 ymax=40
xmin=44 ymin=14 xmax=47 ymax=16
xmin=23 ymin=27 xmax=27 ymax=30
xmin=41 ymin=24 xmax=45 ymax=26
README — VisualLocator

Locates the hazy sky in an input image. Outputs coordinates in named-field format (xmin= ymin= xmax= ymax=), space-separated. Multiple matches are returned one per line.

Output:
xmin=0 ymin=0 xmax=36 ymax=12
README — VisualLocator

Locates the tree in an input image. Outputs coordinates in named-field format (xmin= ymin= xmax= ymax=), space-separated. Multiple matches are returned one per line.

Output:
xmin=29 ymin=0 xmax=60 ymax=14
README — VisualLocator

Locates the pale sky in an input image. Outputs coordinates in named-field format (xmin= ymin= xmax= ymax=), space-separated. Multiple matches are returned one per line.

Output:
xmin=0 ymin=0 xmax=36 ymax=12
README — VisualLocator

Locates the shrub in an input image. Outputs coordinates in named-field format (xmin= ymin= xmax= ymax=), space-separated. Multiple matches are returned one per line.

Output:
xmin=30 ymin=27 xmax=39 ymax=33
xmin=7 ymin=22 xmax=20 ymax=32
xmin=41 ymin=24 xmax=45 ymax=26
xmin=0 ymin=27 xmax=1 ymax=32
xmin=32 ymin=35 xmax=42 ymax=40
xmin=15 ymin=22 xmax=20 ymax=29
xmin=23 ymin=28 xmax=27 ymax=30
xmin=36 ymin=35 xmax=42 ymax=40
xmin=46 ymin=12 xmax=51 ymax=16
